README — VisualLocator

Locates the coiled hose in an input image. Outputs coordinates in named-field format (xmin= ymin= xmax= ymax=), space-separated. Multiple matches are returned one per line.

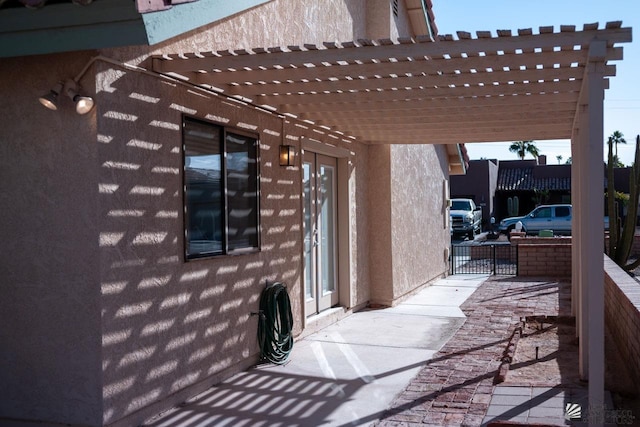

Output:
xmin=257 ymin=282 xmax=294 ymax=364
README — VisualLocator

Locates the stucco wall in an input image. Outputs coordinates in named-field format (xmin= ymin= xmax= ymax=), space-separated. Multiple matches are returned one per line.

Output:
xmin=0 ymin=49 xmax=369 ymax=427
xmin=368 ymin=144 xmax=450 ymax=306
xmin=94 ymin=61 xmax=369 ymax=425
xmin=368 ymin=145 xmax=394 ymax=304
xmin=390 ymin=144 xmax=450 ymax=301
xmin=0 ymin=53 xmax=103 ymax=426
xmin=105 ymin=0 xmax=419 ymax=66
xmin=0 ymin=1 xmax=435 ymax=425
xmin=105 ymin=0 xmax=369 ymax=64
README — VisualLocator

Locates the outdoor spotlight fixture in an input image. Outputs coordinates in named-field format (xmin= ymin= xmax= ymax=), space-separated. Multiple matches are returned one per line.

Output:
xmin=39 ymin=79 xmax=95 ymax=115
xmin=279 ymin=144 xmax=295 ymax=166
xmin=38 ymin=81 xmax=63 ymax=111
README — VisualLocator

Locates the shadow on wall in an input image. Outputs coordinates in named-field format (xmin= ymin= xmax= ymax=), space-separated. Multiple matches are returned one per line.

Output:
xmin=97 ymin=69 xmax=302 ymax=424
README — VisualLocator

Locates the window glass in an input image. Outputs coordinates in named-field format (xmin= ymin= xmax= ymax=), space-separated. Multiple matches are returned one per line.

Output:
xmin=533 ymin=207 xmax=552 ymax=218
xmin=451 ymin=200 xmax=471 ymax=211
xmin=226 ymin=132 xmax=258 ymax=251
xmin=555 ymin=206 xmax=571 ymax=217
xmin=184 ymin=119 xmax=224 ymax=257
xmin=183 ymin=117 xmax=259 ymax=259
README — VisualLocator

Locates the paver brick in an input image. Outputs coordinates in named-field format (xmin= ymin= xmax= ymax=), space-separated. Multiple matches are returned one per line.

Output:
xmin=375 ymin=277 xmax=571 ymax=427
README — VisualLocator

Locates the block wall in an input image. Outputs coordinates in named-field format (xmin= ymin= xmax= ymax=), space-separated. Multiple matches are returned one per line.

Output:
xmin=604 ymin=256 xmax=640 ymax=395
xmin=517 ymin=244 xmax=572 ymax=277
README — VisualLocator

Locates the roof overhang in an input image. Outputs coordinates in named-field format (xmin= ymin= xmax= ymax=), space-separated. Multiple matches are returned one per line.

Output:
xmin=0 ymin=0 xmax=271 ymax=58
xmin=406 ymin=0 xmax=437 ymax=39
xmin=447 ymin=143 xmax=469 ymax=175
xmin=151 ymin=22 xmax=631 ymax=152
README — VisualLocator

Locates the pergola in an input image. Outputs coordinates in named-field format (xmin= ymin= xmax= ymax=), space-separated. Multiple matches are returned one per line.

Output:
xmin=152 ymin=22 xmax=631 ymax=414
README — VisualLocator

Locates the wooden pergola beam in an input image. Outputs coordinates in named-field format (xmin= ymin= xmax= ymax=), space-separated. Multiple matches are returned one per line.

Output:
xmin=152 ymin=26 xmax=630 ymax=74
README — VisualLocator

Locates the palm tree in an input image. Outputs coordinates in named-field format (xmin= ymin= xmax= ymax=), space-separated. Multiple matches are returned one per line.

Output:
xmin=608 ymin=130 xmax=626 ymax=159
xmin=509 ymin=140 xmax=540 ymax=160
xmin=556 ymin=155 xmax=563 ymax=164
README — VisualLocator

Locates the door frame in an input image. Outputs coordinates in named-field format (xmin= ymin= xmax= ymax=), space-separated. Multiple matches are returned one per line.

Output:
xmin=303 ymin=152 xmax=338 ymax=315
xmin=300 ymin=138 xmax=352 ymax=324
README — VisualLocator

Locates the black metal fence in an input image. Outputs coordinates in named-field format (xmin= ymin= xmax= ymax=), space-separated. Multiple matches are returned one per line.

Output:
xmin=450 ymin=243 xmax=518 ymax=275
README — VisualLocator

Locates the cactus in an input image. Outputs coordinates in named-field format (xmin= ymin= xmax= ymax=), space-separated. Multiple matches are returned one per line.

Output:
xmin=608 ymin=134 xmax=640 ymax=271
xmin=507 ymin=196 xmax=520 ymax=217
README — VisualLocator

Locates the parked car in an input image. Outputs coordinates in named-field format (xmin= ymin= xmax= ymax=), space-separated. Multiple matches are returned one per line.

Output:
xmin=450 ymin=198 xmax=482 ymax=239
xmin=499 ymin=204 xmax=572 ymax=235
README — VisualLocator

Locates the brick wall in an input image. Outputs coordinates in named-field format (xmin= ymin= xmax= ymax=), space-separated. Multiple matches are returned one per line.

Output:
xmin=604 ymin=256 xmax=640 ymax=394
xmin=517 ymin=243 xmax=572 ymax=277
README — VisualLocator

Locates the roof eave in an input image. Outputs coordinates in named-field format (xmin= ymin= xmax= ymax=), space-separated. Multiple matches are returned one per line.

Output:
xmin=0 ymin=0 xmax=272 ymax=58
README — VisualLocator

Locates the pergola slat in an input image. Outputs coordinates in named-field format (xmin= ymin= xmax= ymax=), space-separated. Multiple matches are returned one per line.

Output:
xmin=152 ymin=27 xmax=630 ymax=74
xmin=354 ymin=125 xmax=572 ymax=143
xmin=150 ymin=22 xmax=630 ymax=145
xmin=257 ymin=80 xmax=582 ymax=107
xmin=195 ymin=46 xmax=620 ymax=89
xmin=279 ymin=92 xmax=579 ymax=114
xmin=304 ymin=103 xmax=578 ymax=121
xmin=227 ymin=65 xmax=590 ymax=97
xmin=330 ymin=114 xmax=575 ymax=129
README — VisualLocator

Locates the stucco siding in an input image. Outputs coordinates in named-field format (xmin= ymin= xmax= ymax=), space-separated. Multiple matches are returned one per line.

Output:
xmin=368 ymin=144 xmax=450 ymax=306
xmin=0 ymin=48 xmax=371 ymax=427
xmin=104 ymin=0 xmax=421 ymax=64
xmin=368 ymin=144 xmax=394 ymax=304
xmin=391 ymin=0 xmax=414 ymax=39
xmin=390 ymin=144 xmax=449 ymax=300
xmin=0 ymin=1 xmax=436 ymax=425
xmin=106 ymin=0 xmax=369 ymax=63
xmin=0 ymin=53 xmax=103 ymax=426
xmin=94 ymin=61 xmax=368 ymax=425
xmin=348 ymin=143 xmax=371 ymax=308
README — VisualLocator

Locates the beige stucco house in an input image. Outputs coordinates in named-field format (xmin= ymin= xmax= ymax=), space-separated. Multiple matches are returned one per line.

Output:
xmin=0 ymin=1 xmax=466 ymax=426
xmin=1 ymin=0 xmax=633 ymax=424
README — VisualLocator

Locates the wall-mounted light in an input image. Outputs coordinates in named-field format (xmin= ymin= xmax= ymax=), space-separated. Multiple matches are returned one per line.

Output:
xmin=38 ymin=82 xmax=63 ymax=111
xmin=38 ymin=79 xmax=95 ymax=115
xmin=279 ymin=145 xmax=295 ymax=167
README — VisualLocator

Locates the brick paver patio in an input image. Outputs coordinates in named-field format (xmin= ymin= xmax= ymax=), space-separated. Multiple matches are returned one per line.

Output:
xmin=375 ymin=276 xmax=572 ymax=426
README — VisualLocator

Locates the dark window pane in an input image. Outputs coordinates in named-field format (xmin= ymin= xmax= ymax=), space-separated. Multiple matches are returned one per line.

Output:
xmin=556 ymin=206 xmax=570 ymax=217
xmin=534 ymin=207 xmax=551 ymax=218
xmin=226 ymin=132 xmax=259 ymax=251
xmin=184 ymin=118 xmax=224 ymax=257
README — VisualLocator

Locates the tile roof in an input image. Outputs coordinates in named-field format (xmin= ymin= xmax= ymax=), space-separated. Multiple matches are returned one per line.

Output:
xmin=497 ymin=167 xmax=571 ymax=191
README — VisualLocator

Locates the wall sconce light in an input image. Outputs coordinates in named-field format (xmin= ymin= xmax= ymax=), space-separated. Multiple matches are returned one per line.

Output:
xmin=39 ymin=79 xmax=95 ymax=115
xmin=279 ymin=145 xmax=295 ymax=167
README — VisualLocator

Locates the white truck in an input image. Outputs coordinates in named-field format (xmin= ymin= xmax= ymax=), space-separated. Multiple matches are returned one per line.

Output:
xmin=450 ymin=198 xmax=482 ymax=239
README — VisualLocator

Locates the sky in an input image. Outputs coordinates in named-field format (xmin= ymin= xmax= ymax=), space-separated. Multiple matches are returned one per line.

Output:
xmin=433 ymin=0 xmax=640 ymax=165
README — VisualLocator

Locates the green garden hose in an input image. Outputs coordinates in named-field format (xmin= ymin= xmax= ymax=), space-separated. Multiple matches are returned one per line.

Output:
xmin=257 ymin=282 xmax=294 ymax=364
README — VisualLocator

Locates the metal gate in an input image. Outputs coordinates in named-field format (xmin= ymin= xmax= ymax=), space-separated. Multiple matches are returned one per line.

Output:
xmin=450 ymin=243 xmax=518 ymax=275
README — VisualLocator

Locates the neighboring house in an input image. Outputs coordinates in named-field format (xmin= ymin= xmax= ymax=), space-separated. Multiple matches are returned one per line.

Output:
xmin=452 ymin=157 xmax=635 ymax=222
xmin=450 ymin=158 xmax=498 ymax=228
xmin=0 ymin=1 xmax=461 ymax=427
xmin=495 ymin=157 xmax=572 ymax=218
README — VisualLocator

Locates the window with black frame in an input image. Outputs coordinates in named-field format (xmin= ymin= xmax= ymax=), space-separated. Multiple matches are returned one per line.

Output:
xmin=183 ymin=116 xmax=259 ymax=259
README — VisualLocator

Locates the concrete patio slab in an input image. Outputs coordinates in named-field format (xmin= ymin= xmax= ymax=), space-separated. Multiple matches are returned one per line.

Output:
xmin=310 ymin=311 xmax=466 ymax=350
xmin=143 ymin=275 xmax=489 ymax=427
xmin=404 ymin=284 xmax=479 ymax=307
